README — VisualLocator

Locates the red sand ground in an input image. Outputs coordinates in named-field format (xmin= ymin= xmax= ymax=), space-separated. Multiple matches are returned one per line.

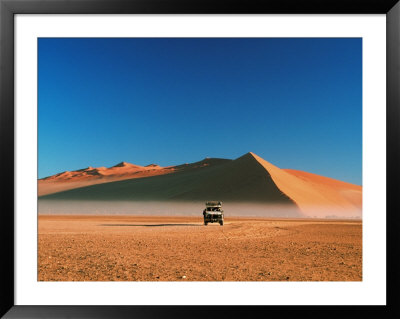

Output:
xmin=38 ymin=215 xmax=362 ymax=281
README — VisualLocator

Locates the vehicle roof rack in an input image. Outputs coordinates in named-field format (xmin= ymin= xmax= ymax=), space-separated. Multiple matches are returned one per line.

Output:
xmin=205 ymin=201 xmax=222 ymax=207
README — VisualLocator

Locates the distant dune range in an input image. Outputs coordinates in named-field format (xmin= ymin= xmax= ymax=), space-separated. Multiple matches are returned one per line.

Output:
xmin=39 ymin=152 xmax=362 ymax=218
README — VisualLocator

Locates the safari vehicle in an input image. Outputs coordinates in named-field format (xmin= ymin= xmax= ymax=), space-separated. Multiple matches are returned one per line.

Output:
xmin=203 ymin=201 xmax=224 ymax=226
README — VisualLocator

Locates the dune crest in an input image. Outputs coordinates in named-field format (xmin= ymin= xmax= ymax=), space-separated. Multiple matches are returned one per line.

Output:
xmin=39 ymin=161 xmax=175 ymax=196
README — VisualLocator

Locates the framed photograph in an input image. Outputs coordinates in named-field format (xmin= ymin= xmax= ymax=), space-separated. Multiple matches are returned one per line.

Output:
xmin=1 ymin=0 xmax=399 ymax=318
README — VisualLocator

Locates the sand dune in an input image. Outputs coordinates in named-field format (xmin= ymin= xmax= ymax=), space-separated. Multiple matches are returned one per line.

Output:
xmin=39 ymin=152 xmax=362 ymax=218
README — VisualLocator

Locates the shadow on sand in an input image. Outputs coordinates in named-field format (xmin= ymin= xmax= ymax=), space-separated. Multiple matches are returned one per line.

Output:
xmin=99 ymin=223 xmax=201 ymax=227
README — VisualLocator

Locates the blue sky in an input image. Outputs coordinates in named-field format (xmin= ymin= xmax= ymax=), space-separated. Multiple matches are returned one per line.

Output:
xmin=38 ymin=38 xmax=362 ymax=185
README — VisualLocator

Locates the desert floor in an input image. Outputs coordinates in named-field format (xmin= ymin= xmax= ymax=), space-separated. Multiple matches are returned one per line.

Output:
xmin=38 ymin=215 xmax=362 ymax=281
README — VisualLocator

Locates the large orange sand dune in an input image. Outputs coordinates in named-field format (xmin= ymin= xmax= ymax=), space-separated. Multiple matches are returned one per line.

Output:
xmin=39 ymin=153 xmax=362 ymax=218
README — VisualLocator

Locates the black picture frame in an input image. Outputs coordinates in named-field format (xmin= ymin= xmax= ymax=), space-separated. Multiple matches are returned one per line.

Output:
xmin=1 ymin=0 xmax=399 ymax=318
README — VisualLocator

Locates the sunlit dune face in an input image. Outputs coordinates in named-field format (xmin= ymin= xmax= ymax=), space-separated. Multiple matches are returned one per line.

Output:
xmin=250 ymin=153 xmax=362 ymax=217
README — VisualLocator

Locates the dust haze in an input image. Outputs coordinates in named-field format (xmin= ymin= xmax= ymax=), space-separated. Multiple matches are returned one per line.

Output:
xmin=38 ymin=199 xmax=361 ymax=219
xmin=38 ymin=200 xmax=303 ymax=217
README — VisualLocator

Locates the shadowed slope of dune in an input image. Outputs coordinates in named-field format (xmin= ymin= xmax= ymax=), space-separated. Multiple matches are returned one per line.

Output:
xmin=40 ymin=153 xmax=297 ymax=206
